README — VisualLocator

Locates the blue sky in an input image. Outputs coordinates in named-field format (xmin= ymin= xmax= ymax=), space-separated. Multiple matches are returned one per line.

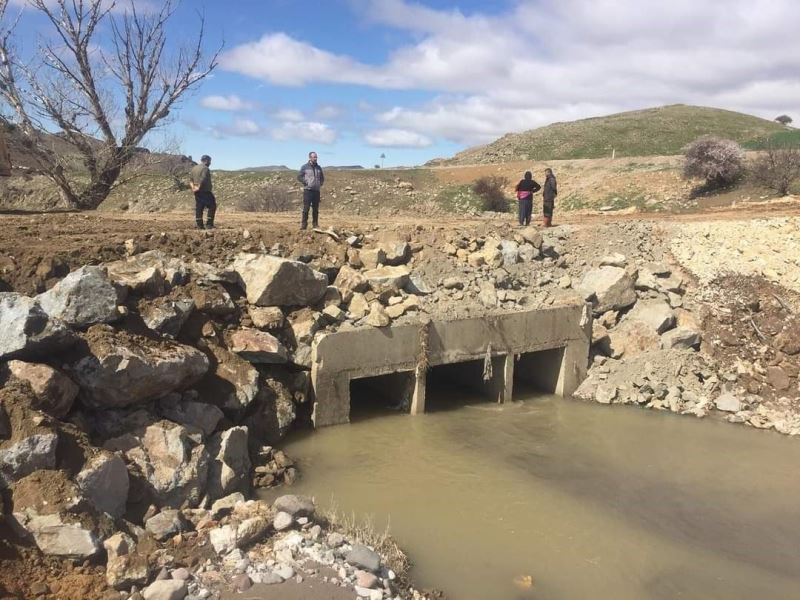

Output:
xmin=4 ymin=0 xmax=799 ymax=170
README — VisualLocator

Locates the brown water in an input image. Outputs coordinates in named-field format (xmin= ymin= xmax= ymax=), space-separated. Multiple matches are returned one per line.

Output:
xmin=274 ymin=390 xmax=800 ymax=600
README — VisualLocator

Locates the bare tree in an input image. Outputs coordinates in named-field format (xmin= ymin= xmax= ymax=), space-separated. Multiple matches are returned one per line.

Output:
xmin=751 ymin=145 xmax=800 ymax=196
xmin=683 ymin=136 xmax=744 ymax=190
xmin=0 ymin=0 xmax=219 ymax=209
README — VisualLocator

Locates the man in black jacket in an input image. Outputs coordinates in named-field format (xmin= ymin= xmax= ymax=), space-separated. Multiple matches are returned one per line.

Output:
xmin=297 ymin=151 xmax=324 ymax=230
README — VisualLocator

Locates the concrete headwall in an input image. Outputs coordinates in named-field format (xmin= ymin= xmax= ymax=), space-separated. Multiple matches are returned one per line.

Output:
xmin=311 ymin=301 xmax=592 ymax=426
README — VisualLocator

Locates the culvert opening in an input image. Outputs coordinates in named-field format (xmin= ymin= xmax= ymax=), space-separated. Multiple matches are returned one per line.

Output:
xmin=349 ymin=371 xmax=415 ymax=421
xmin=425 ymin=356 xmax=507 ymax=411
xmin=513 ymin=347 xmax=565 ymax=395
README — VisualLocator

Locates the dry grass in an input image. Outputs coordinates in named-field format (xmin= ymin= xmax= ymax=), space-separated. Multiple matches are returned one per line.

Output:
xmin=323 ymin=499 xmax=411 ymax=578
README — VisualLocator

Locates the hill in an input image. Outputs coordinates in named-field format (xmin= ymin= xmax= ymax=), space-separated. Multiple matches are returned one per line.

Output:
xmin=432 ymin=104 xmax=796 ymax=165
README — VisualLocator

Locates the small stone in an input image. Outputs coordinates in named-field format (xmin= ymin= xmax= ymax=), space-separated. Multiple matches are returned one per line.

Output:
xmin=141 ymin=579 xmax=187 ymax=600
xmin=345 ymin=544 xmax=381 ymax=573
xmin=231 ymin=574 xmax=252 ymax=592
xmin=715 ymin=393 xmax=742 ymax=413
xmin=355 ymin=570 xmax=379 ymax=589
xmin=273 ymin=511 xmax=293 ymax=531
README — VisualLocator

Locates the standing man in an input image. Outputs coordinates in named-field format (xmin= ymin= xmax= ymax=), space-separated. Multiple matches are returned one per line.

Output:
xmin=542 ymin=168 xmax=558 ymax=227
xmin=297 ymin=151 xmax=324 ymax=230
xmin=190 ymin=154 xmax=216 ymax=229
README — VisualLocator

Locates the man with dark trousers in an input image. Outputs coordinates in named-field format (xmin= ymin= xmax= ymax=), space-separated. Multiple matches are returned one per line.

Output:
xmin=297 ymin=151 xmax=324 ymax=230
xmin=190 ymin=154 xmax=216 ymax=229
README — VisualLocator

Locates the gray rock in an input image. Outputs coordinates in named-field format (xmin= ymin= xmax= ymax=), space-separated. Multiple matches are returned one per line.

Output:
xmin=715 ymin=393 xmax=742 ymax=413
xmin=326 ymin=532 xmax=345 ymax=547
xmin=442 ymin=277 xmax=463 ymax=290
xmin=273 ymin=495 xmax=315 ymax=517
xmin=625 ymin=300 xmax=676 ymax=334
xmin=478 ymin=282 xmax=498 ymax=308
xmin=38 ymin=266 xmax=119 ymax=328
xmin=201 ymin=345 xmax=260 ymax=415
xmin=248 ymin=306 xmax=285 ymax=330
xmin=362 ymin=266 xmax=411 ymax=290
xmin=500 ymin=240 xmax=519 ymax=267
xmin=141 ymin=298 xmax=195 ymax=338
xmin=145 ymin=509 xmax=188 ymax=541
xmin=232 ymin=253 xmax=328 ymax=307
xmin=519 ymin=227 xmax=543 ymax=248
xmin=599 ymin=253 xmax=627 ymax=268
xmin=345 ymin=544 xmax=381 ymax=573
xmin=207 ymin=426 xmax=251 ymax=500
xmin=104 ymin=532 xmax=149 ymax=589
xmin=0 ymin=433 xmax=58 ymax=488
xmin=273 ymin=511 xmax=293 ymax=531
xmin=70 ymin=327 xmax=209 ymax=409
xmin=75 ymin=451 xmax=129 ymax=518
xmin=379 ymin=241 xmax=411 ymax=266
xmin=0 ymin=293 xmax=75 ymax=360
xmin=209 ymin=525 xmax=238 ymax=555
xmin=142 ymin=579 xmax=187 ymax=600
xmin=231 ymin=574 xmax=252 ymax=592
xmin=228 ymin=329 xmax=288 ymax=364
xmin=5 ymin=360 xmax=78 ymax=418
xmin=210 ymin=492 xmax=245 ymax=519
xmin=157 ymin=398 xmax=224 ymax=438
xmin=365 ymin=304 xmax=391 ymax=327
xmin=405 ymin=273 xmax=433 ymax=296
xmin=106 ymin=421 xmax=209 ymax=508
xmin=661 ymin=327 xmax=701 ymax=350
xmin=576 ymin=267 xmax=637 ymax=314
xmin=273 ymin=565 xmax=295 ymax=580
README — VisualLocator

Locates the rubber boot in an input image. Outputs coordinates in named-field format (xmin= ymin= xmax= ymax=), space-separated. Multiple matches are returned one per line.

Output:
xmin=205 ymin=219 xmax=214 ymax=230
xmin=195 ymin=219 xmax=204 ymax=230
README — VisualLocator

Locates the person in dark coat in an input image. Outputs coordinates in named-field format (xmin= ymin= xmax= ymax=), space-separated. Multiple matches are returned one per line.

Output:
xmin=542 ymin=168 xmax=557 ymax=227
xmin=514 ymin=171 xmax=541 ymax=226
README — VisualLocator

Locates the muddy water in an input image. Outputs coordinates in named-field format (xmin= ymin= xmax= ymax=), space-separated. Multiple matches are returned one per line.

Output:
xmin=273 ymin=390 xmax=800 ymax=600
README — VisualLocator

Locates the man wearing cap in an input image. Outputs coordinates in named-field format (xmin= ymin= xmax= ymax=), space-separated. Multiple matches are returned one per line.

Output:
xmin=190 ymin=154 xmax=216 ymax=229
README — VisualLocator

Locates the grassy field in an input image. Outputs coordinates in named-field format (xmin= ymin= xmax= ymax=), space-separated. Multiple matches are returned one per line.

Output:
xmin=438 ymin=104 xmax=795 ymax=165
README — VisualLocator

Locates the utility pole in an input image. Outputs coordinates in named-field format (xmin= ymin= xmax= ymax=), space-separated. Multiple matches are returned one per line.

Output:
xmin=380 ymin=153 xmax=386 ymax=168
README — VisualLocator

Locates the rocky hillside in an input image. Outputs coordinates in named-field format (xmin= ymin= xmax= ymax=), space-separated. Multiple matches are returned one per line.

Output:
xmin=433 ymin=104 xmax=794 ymax=165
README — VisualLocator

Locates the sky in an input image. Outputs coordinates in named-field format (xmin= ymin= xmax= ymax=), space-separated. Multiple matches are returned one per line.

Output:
xmin=4 ymin=0 xmax=800 ymax=169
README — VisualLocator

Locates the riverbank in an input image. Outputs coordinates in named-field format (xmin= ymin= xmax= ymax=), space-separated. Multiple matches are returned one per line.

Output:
xmin=0 ymin=207 xmax=798 ymax=598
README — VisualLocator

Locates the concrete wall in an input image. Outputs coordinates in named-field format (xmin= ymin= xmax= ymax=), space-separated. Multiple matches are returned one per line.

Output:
xmin=311 ymin=301 xmax=591 ymax=427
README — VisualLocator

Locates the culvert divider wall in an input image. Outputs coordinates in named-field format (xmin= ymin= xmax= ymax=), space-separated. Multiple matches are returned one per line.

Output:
xmin=311 ymin=301 xmax=592 ymax=426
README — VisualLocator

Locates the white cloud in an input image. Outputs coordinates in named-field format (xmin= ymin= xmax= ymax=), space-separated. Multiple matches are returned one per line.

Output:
xmin=272 ymin=108 xmax=304 ymax=122
xmin=272 ymin=121 xmax=337 ymax=144
xmin=365 ymin=128 xmax=432 ymax=148
xmin=221 ymin=0 xmax=800 ymax=145
xmin=200 ymin=95 xmax=255 ymax=112
xmin=316 ymin=104 xmax=344 ymax=120
xmin=224 ymin=118 xmax=264 ymax=136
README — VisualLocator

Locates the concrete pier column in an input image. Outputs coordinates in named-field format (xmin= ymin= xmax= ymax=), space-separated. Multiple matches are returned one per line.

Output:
xmin=483 ymin=354 xmax=514 ymax=403
xmin=411 ymin=369 xmax=426 ymax=415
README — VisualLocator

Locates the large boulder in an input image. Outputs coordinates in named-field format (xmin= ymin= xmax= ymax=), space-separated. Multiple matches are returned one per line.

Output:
xmin=105 ymin=420 xmax=209 ymax=508
xmin=623 ymin=300 xmax=676 ymax=334
xmin=378 ymin=241 xmax=411 ymax=266
xmin=188 ymin=282 xmax=236 ymax=316
xmin=4 ymin=360 xmax=78 ymax=418
xmin=607 ymin=320 xmax=661 ymax=359
xmin=139 ymin=297 xmax=195 ymax=338
xmin=576 ymin=267 xmax=637 ymax=314
xmin=232 ymin=253 xmax=328 ymax=307
xmin=104 ymin=250 xmax=189 ymax=294
xmin=157 ymin=395 xmax=224 ymax=438
xmin=104 ymin=532 xmax=149 ymax=590
xmin=362 ymin=266 xmax=411 ymax=290
xmin=37 ymin=266 xmax=119 ymax=328
xmin=0 ymin=432 xmax=58 ymax=488
xmin=75 ymin=451 xmax=129 ymax=518
xmin=207 ymin=426 xmax=251 ymax=500
xmin=10 ymin=471 xmax=103 ymax=559
xmin=199 ymin=345 xmax=261 ymax=416
xmin=243 ymin=384 xmax=296 ymax=445
xmin=334 ymin=265 xmax=369 ymax=303
xmin=69 ymin=325 xmax=209 ymax=409
xmin=228 ymin=329 xmax=288 ymax=364
xmin=0 ymin=292 xmax=75 ymax=360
